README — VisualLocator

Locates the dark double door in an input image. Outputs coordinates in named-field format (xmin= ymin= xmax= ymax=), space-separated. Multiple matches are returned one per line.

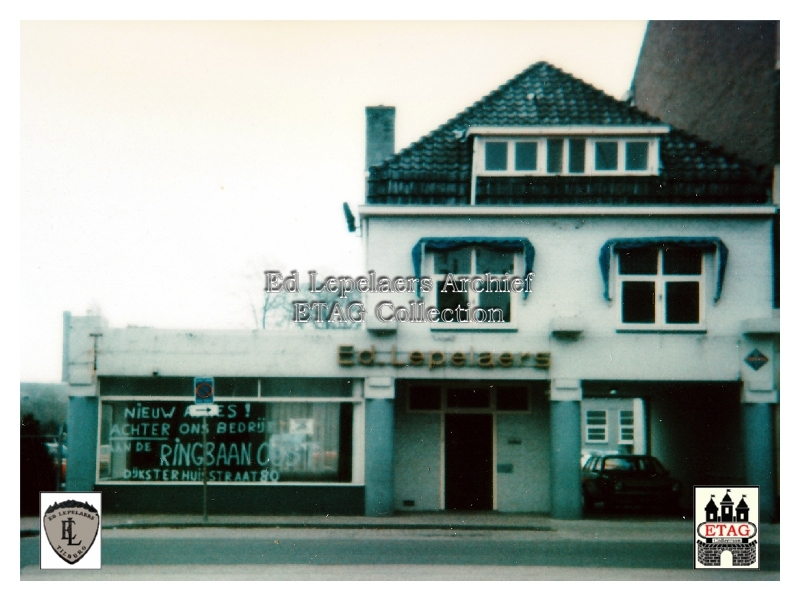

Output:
xmin=444 ymin=414 xmax=493 ymax=511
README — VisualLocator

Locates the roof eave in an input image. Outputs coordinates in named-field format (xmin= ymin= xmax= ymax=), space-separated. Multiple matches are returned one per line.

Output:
xmin=466 ymin=125 xmax=671 ymax=136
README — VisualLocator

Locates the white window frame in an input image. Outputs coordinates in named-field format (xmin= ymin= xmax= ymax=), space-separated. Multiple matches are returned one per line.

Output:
xmin=473 ymin=136 xmax=659 ymax=178
xmin=614 ymin=248 xmax=710 ymax=332
xmin=618 ymin=409 xmax=635 ymax=444
xmin=474 ymin=138 xmax=545 ymax=175
xmin=584 ymin=409 xmax=608 ymax=443
xmin=423 ymin=246 xmax=521 ymax=330
xmin=588 ymin=138 xmax=659 ymax=175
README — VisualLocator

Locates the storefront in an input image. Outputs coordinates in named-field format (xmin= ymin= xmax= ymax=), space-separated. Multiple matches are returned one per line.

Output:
xmin=63 ymin=313 xmax=777 ymax=521
xmin=93 ymin=376 xmax=361 ymax=513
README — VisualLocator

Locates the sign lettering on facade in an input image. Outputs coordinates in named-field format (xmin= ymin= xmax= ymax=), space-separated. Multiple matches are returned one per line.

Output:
xmin=337 ymin=345 xmax=550 ymax=370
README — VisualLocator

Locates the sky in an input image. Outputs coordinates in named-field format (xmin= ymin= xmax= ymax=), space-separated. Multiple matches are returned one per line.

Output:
xmin=19 ymin=20 xmax=651 ymax=383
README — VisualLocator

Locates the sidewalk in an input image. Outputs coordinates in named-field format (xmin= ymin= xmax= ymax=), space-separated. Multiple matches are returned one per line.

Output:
xmin=22 ymin=512 xmax=781 ymax=545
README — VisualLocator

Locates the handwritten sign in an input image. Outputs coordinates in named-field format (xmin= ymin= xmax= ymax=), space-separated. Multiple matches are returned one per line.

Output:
xmin=98 ymin=400 xmax=347 ymax=484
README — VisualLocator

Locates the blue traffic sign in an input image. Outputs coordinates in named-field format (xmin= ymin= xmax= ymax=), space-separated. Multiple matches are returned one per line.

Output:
xmin=194 ymin=377 xmax=215 ymax=404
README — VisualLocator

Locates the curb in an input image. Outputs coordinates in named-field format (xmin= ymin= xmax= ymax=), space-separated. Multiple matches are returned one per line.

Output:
xmin=103 ymin=522 xmax=555 ymax=532
xmin=22 ymin=521 xmax=555 ymax=535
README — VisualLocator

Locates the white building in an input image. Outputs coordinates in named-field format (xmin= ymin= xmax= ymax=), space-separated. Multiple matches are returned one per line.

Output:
xmin=64 ymin=62 xmax=779 ymax=520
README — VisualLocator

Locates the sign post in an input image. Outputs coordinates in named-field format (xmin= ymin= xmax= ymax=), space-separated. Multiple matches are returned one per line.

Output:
xmin=193 ymin=377 xmax=215 ymax=522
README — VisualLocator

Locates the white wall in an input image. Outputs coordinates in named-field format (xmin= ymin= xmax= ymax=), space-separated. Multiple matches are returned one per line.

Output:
xmin=495 ymin=397 xmax=551 ymax=512
xmin=361 ymin=213 xmax=774 ymax=383
xmin=393 ymin=409 xmax=441 ymax=511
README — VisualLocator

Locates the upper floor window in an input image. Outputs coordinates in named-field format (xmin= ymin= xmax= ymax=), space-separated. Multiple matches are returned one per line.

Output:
xmin=482 ymin=140 xmax=541 ymax=173
xmin=599 ymin=238 xmax=728 ymax=332
xmin=617 ymin=245 xmax=705 ymax=327
xmin=411 ymin=237 xmax=535 ymax=329
xmin=594 ymin=140 xmax=652 ymax=173
xmin=430 ymin=246 xmax=516 ymax=324
xmin=474 ymin=135 xmax=660 ymax=177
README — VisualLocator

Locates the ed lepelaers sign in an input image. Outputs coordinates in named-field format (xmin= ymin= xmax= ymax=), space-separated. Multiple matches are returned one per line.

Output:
xmin=338 ymin=345 xmax=551 ymax=370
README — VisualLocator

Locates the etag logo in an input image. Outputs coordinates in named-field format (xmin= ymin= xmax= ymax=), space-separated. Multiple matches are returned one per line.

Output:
xmin=694 ymin=486 xmax=758 ymax=569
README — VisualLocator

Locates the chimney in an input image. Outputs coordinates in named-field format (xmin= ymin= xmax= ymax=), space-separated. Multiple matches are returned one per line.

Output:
xmin=365 ymin=106 xmax=395 ymax=169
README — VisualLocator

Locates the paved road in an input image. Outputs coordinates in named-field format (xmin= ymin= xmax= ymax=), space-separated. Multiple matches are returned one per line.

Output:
xmin=21 ymin=527 xmax=779 ymax=580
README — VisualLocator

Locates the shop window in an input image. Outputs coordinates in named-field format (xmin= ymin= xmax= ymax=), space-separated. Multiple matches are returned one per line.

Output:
xmin=261 ymin=378 xmax=352 ymax=397
xmin=99 ymin=377 xmax=194 ymax=396
xmin=408 ymin=385 xmax=442 ymax=411
xmin=405 ymin=384 xmax=532 ymax=413
xmin=495 ymin=386 xmax=529 ymax=411
xmin=447 ymin=388 xmax=491 ymax=409
xmin=97 ymin=400 xmax=353 ymax=484
xmin=215 ymin=378 xmax=258 ymax=397
xmin=585 ymin=410 xmax=608 ymax=443
xmin=618 ymin=245 xmax=705 ymax=328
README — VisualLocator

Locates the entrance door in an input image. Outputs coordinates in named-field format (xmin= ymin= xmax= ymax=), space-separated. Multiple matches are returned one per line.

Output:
xmin=445 ymin=414 xmax=493 ymax=510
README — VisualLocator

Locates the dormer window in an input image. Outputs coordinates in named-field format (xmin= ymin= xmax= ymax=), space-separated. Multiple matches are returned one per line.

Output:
xmin=470 ymin=126 xmax=667 ymax=179
xmin=482 ymin=140 xmax=540 ymax=173
xmin=469 ymin=126 xmax=669 ymax=205
xmin=594 ymin=140 xmax=652 ymax=173
xmin=475 ymin=135 xmax=660 ymax=177
xmin=547 ymin=139 xmax=562 ymax=173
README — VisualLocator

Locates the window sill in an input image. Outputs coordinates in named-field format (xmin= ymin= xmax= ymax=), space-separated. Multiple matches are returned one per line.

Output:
xmin=615 ymin=327 xmax=707 ymax=334
xmin=430 ymin=325 xmax=519 ymax=333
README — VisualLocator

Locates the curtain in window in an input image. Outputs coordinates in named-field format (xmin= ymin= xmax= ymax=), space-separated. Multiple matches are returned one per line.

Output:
xmin=266 ymin=403 xmax=340 ymax=476
xmin=598 ymin=237 xmax=728 ymax=302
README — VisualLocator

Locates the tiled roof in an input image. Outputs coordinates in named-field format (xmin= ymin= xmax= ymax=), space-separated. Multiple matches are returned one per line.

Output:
xmin=367 ymin=62 xmax=770 ymax=205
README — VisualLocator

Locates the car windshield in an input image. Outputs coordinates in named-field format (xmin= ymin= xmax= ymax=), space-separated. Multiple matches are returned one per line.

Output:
xmin=602 ymin=456 xmax=667 ymax=474
xmin=603 ymin=457 xmax=636 ymax=471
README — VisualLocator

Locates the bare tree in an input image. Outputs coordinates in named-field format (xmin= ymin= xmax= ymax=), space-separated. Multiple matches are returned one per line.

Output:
xmin=263 ymin=284 xmax=363 ymax=330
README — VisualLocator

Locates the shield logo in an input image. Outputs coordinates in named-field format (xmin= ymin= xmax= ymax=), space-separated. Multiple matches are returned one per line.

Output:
xmin=42 ymin=499 xmax=100 ymax=565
